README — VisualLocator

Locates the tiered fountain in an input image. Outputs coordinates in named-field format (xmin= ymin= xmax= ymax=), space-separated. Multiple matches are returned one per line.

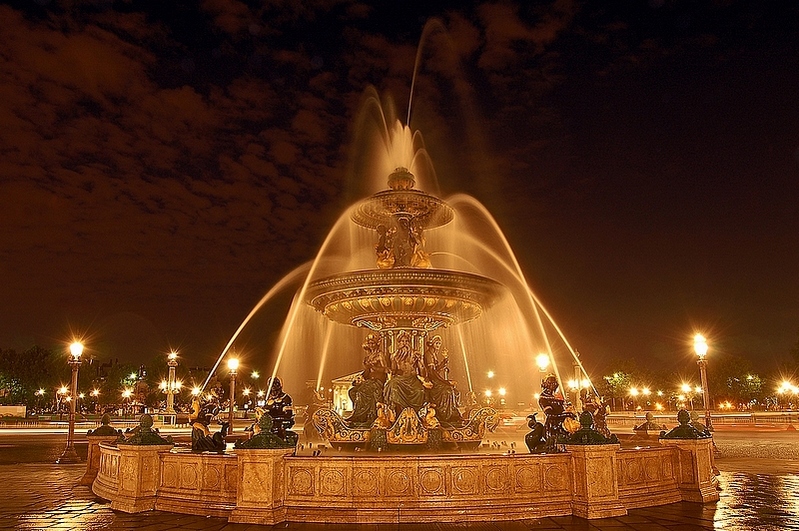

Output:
xmin=307 ymin=166 xmax=502 ymax=451
xmin=91 ymin=113 xmax=719 ymax=525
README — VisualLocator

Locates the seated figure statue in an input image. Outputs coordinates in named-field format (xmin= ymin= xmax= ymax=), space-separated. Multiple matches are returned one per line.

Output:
xmin=347 ymin=333 xmax=387 ymax=428
xmin=423 ymin=335 xmax=462 ymax=426
xmin=264 ymin=377 xmax=295 ymax=441
xmin=188 ymin=395 xmax=228 ymax=453
xmin=383 ymin=331 xmax=426 ymax=417
xmin=538 ymin=375 xmax=576 ymax=443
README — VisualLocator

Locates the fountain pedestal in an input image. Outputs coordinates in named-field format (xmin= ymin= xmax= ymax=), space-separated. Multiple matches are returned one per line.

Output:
xmin=110 ymin=444 xmax=174 ymax=512
xmin=658 ymin=437 xmax=719 ymax=503
xmin=565 ymin=444 xmax=627 ymax=519
xmin=79 ymin=434 xmax=121 ymax=486
xmin=229 ymin=449 xmax=293 ymax=525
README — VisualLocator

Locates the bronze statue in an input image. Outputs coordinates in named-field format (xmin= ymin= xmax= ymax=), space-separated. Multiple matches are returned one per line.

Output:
xmin=375 ymin=224 xmax=396 ymax=269
xmin=264 ymin=377 xmax=295 ymax=440
xmin=383 ymin=331 xmax=426 ymax=416
xmin=634 ymin=412 xmax=667 ymax=433
xmin=346 ymin=334 xmax=388 ymax=427
xmin=423 ymin=335 xmax=462 ymax=426
xmin=584 ymin=394 xmax=612 ymax=439
xmin=524 ymin=412 xmax=547 ymax=453
xmin=188 ymin=395 xmax=228 ymax=453
xmin=538 ymin=374 xmax=576 ymax=443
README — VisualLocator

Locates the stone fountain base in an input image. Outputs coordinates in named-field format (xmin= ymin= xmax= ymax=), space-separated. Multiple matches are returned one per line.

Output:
xmin=91 ymin=437 xmax=718 ymax=524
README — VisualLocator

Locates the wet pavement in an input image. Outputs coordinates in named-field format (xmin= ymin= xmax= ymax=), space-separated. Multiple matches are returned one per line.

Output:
xmin=0 ymin=429 xmax=798 ymax=530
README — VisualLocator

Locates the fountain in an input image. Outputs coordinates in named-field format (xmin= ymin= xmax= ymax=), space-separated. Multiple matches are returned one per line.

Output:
xmin=306 ymin=166 xmax=504 ymax=451
xmin=90 ymin=44 xmax=719 ymax=524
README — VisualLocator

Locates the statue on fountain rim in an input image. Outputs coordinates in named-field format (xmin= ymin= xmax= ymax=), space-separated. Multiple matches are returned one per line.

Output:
xmin=263 ymin=377 xmax=295 ymax=441
xmin=383 ymin=331 xmax=427 ymax=417
xmin=346 ymin=333 xmax=387 ymax=428
xmin=423 ymin=335 xmax=463 ymax=426
xmin=538 ymin=374 xmax=577 ymax=443
xmin=188 ymin=393 xmax=228 ymax=453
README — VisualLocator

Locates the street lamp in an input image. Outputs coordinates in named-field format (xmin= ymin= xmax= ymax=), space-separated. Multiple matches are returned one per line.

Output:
xmin=165 ymin=351 xmax=179 ymax=414
xmin=694 ymin=333 xmax=712 ymax=430
xmin=227 ymin=357 xmax=239 ymax=432
xmin=57 ymin=341 xmax=83 ymax=464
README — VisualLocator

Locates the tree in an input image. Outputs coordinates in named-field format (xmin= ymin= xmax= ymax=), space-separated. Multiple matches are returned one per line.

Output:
xmin=0 ymin=346 xmax=62 ymax=406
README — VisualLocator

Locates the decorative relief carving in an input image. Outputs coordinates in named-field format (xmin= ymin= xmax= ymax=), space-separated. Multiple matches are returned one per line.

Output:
xmin=289 ymin=468 xmax=314 ymax=496
xmin=162 ymin=462 xmax=178 ymax=487
xmin=484 ymin=466 xmax=508 ymax=491
xmin=204 ymin=464 xmax=221 ymax=489
xmin=121 ymin=461 xmax=136 ymax=483
xmin=645 ymin=457 xmax=661 ymax=480
xmin=320 ymin=468 xmax=346 ymax=496
xmin=385 ymin=468 xmax=412 ymax=495
xmin=543 ymin=464 xmax=566 ymax=490
xmin=514 ymin=464 xmax=541 ymax=492
xmin=626 ymin=459 xmax=642 ymax=482
xmin=180 ymin=464 xmax=198 ymax=488
xmin=419 ymin=468 xmax=445 ymax=495
xmin=451 ymin=467 xmax=479 ymax=495
xmin=663 ymin=455 xmax=674 ymax=478
xmin=352 ymin=469 xmax=379 ymax=497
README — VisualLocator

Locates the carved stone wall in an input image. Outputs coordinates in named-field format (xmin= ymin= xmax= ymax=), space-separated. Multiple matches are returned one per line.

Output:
xmin=156 ymin=450 xmax=238 ymax=517
xmin=616 ymin=446 xmax=682 ymax=509
xmin=284 ymin=454 xmax=573 ymax=522
xmin=91 ymin=436 xmax=719 ymax=523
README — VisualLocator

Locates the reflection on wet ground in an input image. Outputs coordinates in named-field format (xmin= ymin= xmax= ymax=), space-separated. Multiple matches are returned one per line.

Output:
xmin=0 ymin=430 xmax=798 ymax=529
xmin=715 ymin=472 xmax=799 ymax=531
xmin=1 ymin=466 xmax=797 ymax=530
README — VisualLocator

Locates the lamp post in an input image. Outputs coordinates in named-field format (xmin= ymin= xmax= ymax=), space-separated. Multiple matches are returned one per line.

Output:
xmin=694 ymin=334 xmax=713 ymax=430
xmin=57 ymin=341 xmax=83 ymax=464
xmin=165 ymin=351 xmax=179 ymax=414
xmin=227 ymin=357 xmax=239 ymax=433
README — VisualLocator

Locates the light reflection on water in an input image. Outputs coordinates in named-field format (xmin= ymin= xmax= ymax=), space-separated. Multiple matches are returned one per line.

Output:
xmin=715 ymin=472 xmax=799 ymax=530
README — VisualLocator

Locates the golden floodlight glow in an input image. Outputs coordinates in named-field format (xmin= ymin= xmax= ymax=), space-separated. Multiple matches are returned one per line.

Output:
xmin=228 ymin=358 xmax=240 ymax=372
xmin=681 ymin=383 xmax=692 ymax=393
xmin=535 ymin=353 xmax=550 ymax=371
xmin=91 ymin=389 xmax=99 ymax=396
xmin=160 ymin=381 xmax=168 ymax=390
xmin=693 ymin=334 xmax=708 ymax=358
xmin=498 ymin=388 xmax=506 ymax=396
xmin=242 ymin=388 xmax=251 ymax=396
xmin=251 ymin=371 xmax=259 ymax=379
xmin=581 ymin=379 xmax=590 ymax=389
xmin=484 ymin=389 xmax=492 ymax=397
xmin=487 ymin=370 xmax=495 ymax=379
xmin=168 ymin=351 xmax=178 ymax=360
xmin=642 ymin=387 xmax=650 ymax=396
xmin=59 ymin=386 xmax=68 ymax=394
xmin=69 ymin=341 xmax=84 ymax=360
xmin=629 ymin=387 xmax=639 ymax=396
xmin=192 ymin=387 xmax=201 ymax=396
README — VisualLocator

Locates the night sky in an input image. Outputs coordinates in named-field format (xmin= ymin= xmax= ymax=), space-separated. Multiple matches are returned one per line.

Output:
xmin=2 ymin=0 xmax=797 ymax=378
